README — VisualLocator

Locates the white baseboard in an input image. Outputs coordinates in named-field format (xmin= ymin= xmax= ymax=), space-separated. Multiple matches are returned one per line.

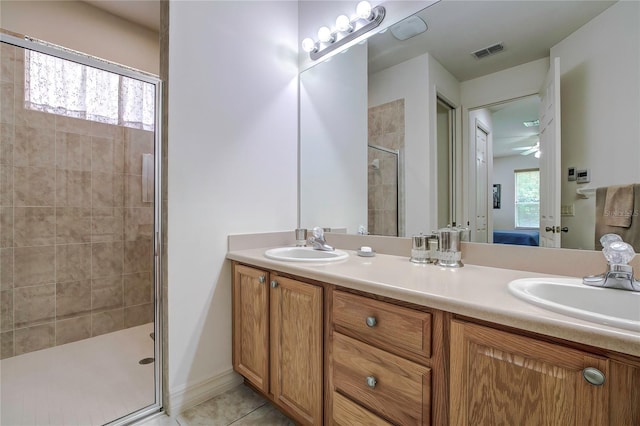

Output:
xmin=167 ymin=368 xmax=243 ymax=416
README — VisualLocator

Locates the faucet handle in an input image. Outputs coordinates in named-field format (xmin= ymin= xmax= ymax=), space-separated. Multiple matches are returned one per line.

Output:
xmin=603 ymin=241 xmax=635 ymax=265
xmin=312 ymin=227 xmax=325 ymax=239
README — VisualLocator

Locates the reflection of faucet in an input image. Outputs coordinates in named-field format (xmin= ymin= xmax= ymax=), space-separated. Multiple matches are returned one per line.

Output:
xmin=583 ymin=234 xmax=640 ymax=292
xmin=307 ymin=227 xmax=334 ymax=251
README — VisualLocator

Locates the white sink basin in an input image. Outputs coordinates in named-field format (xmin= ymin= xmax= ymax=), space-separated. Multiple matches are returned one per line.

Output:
xmin=508 ymin=278 xmax=640 ymax=332
xmin=264 ymin=247 xmax=349 ymax=263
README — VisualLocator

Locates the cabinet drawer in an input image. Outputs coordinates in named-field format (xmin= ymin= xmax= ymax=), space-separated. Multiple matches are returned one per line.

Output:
xmin=332 ymin=391 xmax=392 ymax=426
xmin=333 ymin=291 xmax=432 ymax=362
xmin=333 ymin=332 xmax=431 ymax=425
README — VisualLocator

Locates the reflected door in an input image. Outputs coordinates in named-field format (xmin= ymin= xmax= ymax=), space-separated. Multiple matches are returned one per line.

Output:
xmin=474 ymin=125 xmax=489 ymax=242
xmin=539 ymin=57 xmax=561 ymax=248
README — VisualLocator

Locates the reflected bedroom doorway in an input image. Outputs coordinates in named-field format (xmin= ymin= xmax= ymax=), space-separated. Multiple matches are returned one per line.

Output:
xmin=470 ymin=95 xmax=542 ymax=248
xmin=0 ymin=33 xmax=163 ymax=425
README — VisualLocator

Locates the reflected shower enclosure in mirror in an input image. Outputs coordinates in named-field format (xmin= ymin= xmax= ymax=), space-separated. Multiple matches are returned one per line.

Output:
xmin=298 ymin=0 xmax=640 ymax=250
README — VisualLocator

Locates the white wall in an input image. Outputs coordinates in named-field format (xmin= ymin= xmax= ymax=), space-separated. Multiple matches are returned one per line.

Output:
xmin=0 ymin=0 xmax=159 ymax=74
xmin=460 ymin=58 xmax=548 ymax=231
xmin=551 ymin=1 xmax=640 ymax=250
xmin=168 ymin=0 xmax=298 ymax=411
xmin=460 ymin=58 xmax=549 ymax=109
xmin=493 ymin=155 xmax=540 ymax=230
xmin=369 ymin=54 xmax=430 ymax=235
xmin=300 ymin=42 xmax=367 ymax=233
xmin=368 ymin=52 xmax=461 ymax=235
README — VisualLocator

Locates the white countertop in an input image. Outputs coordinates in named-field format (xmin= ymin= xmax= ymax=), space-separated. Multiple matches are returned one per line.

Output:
xmin=227 ymin=247 xmax=640 ymax=357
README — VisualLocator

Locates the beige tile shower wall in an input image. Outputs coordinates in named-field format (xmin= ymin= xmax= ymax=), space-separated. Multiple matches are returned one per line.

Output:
xmin=0 ymin=43 xmax=154 ymax=359
xmin=367 ymin=99 xmax=404 ymax=236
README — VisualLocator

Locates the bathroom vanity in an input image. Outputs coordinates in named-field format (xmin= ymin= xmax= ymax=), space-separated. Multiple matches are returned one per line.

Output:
xmin=227 ymin=245 xmax=640 ymax=425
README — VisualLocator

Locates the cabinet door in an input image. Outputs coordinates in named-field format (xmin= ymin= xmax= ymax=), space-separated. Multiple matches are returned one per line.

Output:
xmin=270 ymin=276 xmax=323 ymax=425
xmin=232 ymin=264 xmax=269 ymax=393
xmin=450 ymin=320 xmax=609 ymax=425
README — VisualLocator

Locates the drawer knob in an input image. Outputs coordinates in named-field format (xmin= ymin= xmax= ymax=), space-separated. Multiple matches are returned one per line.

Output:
xmin=271 ymin=280 xmax=278 ymax=288
xmin=366 ymin=375 xmax=377 ymax=389
xmin=258 ymin=276 xmax=265 ymax=283
xmin=366 ymin=316 xmax=377 ymax=327
xmin=583 ymin=367 xmax=605 ymax=386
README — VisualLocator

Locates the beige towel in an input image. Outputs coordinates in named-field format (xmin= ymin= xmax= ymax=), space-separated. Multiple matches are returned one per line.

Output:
xmin=596 ymin=184 xmax=640 ymax=252
xmin=604 ymin=184 xmax=634 ymax=227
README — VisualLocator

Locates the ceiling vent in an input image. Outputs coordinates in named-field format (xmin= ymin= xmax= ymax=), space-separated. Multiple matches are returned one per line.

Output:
xmin=471 ymin=42 xmax=504 ymax=59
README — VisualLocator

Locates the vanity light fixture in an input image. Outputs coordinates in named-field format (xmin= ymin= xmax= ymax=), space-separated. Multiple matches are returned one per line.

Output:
xmin=301 ymin=1 xmax=386 ymax=61
xmin=336 ymin=15 xmax=353 ymax=33
xmin=317 ymin=26 xmax=334 ymax=43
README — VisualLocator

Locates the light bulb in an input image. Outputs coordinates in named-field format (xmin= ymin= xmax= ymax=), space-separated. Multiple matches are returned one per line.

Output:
xmin=317 ymin=26 xmax=334 ymax=43
xmin=336 ymin=15 xmax=353 ymax=32
xmin=356 ymin=1 xmax=373 ymax=20
xmin=301 ymin=38 xmax=317 ymax=53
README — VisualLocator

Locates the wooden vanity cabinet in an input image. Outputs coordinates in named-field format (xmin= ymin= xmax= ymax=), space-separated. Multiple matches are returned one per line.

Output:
xmin=233 ymin=261 xmax=640 ymax=426
xmin=232 ymin=264 xmax=269 ymax=392
xmin=328 ymin=290 xmax=445 ymax=425
xmin=450 ymin=319 xmax=640 ymax=426
xmin=232 ymin=263 xmax=323 ymax=425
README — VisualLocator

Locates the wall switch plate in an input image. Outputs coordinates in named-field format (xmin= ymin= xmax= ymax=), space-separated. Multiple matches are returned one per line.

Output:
xmin=568 ymin=166 xmax=576 ymax=181
xmin=561 ymin=204 xmax=575 ymax=216
xmin=576 ymin=169 xmax=590 ymax=183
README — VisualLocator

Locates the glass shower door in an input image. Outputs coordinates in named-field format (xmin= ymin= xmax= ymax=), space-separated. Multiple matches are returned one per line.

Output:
xmin=0 ymin=34 xmax=162 ymax=425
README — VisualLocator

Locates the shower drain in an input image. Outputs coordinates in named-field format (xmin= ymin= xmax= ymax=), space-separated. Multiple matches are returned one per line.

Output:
xmin=139 ymin=357 xmax=155 ymax=365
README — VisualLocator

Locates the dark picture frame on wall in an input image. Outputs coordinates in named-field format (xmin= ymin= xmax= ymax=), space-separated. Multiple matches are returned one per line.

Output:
xmin=493 ymin=184 xmax=501 ymax=209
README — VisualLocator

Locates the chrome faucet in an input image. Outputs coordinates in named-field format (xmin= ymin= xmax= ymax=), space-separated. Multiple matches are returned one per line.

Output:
xmin=307 ymin=227 xmax=334 ymax=251
xmin=583 ymin=234 xmax=640 ymax=292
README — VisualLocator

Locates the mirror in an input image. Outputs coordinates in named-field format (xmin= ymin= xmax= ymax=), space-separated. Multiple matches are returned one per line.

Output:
xmin=299 ymin=0 xmax=640 ymax=250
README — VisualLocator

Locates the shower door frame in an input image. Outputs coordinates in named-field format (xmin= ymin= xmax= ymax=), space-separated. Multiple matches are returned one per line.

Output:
xmin=0 ymin=32 xmax=164 ymax=424
xmin=367 ymin=143 xmax=404 ymax=237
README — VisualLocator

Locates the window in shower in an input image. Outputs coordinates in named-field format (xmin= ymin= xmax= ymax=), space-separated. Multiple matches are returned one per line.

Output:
xmin=0 ymin=37 xmax=161 ymax=425
xmin=24 ymin=50 xmax=155 ymax=130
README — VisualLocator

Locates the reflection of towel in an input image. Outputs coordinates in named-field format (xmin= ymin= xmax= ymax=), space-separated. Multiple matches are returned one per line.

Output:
xmin=604 ymin=184 xmax=634 ymax=227
xmin=595 ymin=184 xmax=640 ymax=252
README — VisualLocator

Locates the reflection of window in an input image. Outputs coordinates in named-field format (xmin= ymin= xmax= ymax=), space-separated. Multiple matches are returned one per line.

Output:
xmin=25 ymin=50 xmax=154 ymax=131
xmin=515 ymin=169 xmax=539 ymax=228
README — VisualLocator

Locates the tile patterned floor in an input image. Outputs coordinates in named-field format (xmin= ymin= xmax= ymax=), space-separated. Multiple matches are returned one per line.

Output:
xmin=140 ymin=385 xmax=294 ymax=426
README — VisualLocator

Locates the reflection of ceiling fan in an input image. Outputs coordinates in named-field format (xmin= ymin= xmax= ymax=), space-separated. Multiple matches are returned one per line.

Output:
xmin=514 ymin=142 xmax=540 ymax=156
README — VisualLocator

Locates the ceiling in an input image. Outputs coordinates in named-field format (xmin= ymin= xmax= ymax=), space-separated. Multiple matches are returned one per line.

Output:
xmin=83 ymin=0 xmax=160 ymax=32
xmin=489 ymin=96 xmax=540 ymax=158
xmin=368 ymin=0 xmax=616 ymax=81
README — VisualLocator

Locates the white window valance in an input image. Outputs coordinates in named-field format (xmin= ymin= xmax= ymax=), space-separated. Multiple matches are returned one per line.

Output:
xmin=25 ymin=50 xmax=155 ymax=131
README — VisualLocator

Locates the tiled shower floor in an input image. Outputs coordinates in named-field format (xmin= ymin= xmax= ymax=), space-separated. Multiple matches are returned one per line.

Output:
xmin=0 ymin=323 xmax=155 ymax=425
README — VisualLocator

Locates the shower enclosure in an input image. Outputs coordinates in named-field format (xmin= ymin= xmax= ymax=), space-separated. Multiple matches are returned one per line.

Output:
xmin=0 ymin=33 xmax=162 ymax=425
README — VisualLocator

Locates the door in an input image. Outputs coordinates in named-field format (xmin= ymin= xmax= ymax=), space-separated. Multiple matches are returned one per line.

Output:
xmin=437 ymin=98 xmax=455 ymax=228
xmin=450 ymin=320 xmax=609 ymax=425
xmin=270 ymin=276 xmax=323 ymax=425
xmin=539 ymin=57 xmax=561 ymax=247
xmin=474 ymin=123 xmax=490 ymax=242
xmin=232 ymin=265 xmax=270 ymax=393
